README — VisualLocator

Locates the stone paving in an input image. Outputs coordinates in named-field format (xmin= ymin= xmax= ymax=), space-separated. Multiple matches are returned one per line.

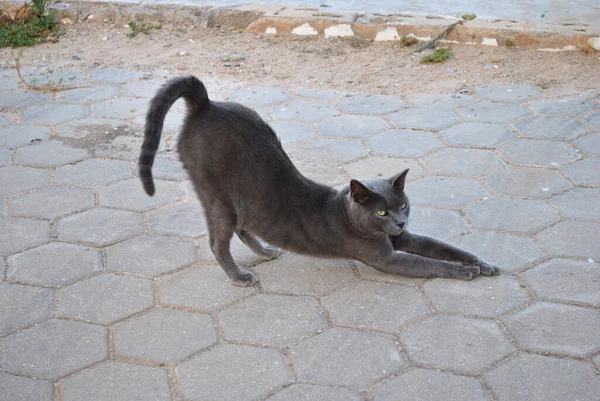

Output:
xmin=0 ymin=66 xmax=599 ymax=401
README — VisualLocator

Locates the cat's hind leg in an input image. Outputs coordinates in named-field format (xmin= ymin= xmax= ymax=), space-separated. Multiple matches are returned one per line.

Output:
xmin=206 ymin=204 xmax=258 ymax=286
xmin=237 ymin=230 xmax=280 ymax=260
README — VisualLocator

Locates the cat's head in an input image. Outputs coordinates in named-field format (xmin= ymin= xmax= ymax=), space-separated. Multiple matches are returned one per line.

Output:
xmin=348 ymin=169 xmax=410 ymax=236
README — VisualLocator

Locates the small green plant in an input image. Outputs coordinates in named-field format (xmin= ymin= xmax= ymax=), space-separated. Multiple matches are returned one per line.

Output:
xmin=0 ymin=0 xmax=58 ymax=48
xmin=420 ymin=48 xmax=451 ymax=64
xmin=505 ymin=38 xmax=515 ymax=48
xmin=128 ymin=21 xmax=162 ymax=38
xmin=461 ymin=14 xmax=476 ymax=20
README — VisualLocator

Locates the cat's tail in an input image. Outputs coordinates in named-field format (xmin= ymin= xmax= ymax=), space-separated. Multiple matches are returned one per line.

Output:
xmin=139 ymin=76 xmax=209 ymax=196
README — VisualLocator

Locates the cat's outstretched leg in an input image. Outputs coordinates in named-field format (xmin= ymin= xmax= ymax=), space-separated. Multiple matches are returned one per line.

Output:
xmin=391 ymin=231 xmax=501 ymax=276
xmin=237 ymin=230 xmax=280 ymax=260
xmin=206 ymin=207 xmax=258 ymax=286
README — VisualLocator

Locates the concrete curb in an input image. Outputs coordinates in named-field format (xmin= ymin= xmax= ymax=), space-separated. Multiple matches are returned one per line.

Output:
xmin=4 ymin=1 xmax=599 ymax=51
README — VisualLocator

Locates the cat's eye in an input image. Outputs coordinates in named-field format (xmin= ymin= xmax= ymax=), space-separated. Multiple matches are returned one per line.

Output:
xmin=376 ymin=210 xmax=388 ymax=216
xmin=400 ymin=203 xmax=407 ymax=210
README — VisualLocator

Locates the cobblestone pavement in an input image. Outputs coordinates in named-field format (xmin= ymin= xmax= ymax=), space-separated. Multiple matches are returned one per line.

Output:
xmin=1 ymin=66 xmax=599 ymax=401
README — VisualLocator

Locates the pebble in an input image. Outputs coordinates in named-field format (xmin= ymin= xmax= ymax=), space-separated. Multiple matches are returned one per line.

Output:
xmin=179 ymin=51 xmax=188 ymax=56
xmin=72 ymin=55 xmax=81 ymax=60
xmin=588 ymin=259 xmax=595 ymax=264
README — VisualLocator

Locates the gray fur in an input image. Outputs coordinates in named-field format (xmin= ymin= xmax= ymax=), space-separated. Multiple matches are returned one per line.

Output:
xmin=139 ymin=76 xmax=500 ymax=286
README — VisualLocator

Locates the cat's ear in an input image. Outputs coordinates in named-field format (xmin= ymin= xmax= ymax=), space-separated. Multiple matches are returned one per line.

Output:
xmin=350 ymin=179 xmax=374 ymax=204
xmin=390 ymin=169 xmax=409 ymax=192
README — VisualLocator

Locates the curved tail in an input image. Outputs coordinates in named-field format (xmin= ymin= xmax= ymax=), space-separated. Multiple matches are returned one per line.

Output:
xmin=139 ymin=76 xmax=209 ymax=196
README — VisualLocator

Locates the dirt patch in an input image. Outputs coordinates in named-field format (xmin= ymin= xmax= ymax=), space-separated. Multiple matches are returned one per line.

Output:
xmin=1 ymin=19 xmax=599 ymax=98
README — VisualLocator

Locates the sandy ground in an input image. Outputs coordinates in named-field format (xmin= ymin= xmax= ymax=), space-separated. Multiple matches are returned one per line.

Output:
xmin=1 ymin=20 xmax=599 ymax=99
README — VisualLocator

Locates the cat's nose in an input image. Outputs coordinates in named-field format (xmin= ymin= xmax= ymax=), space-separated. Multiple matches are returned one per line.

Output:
xmin=398 ymin=222 xmax=406 ymax=229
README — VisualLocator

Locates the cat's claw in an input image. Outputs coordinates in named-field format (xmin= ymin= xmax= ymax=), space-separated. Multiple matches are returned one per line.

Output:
xmin=229 ymin=269 xmax=259 ymax=287
xmin=454 ymin=265 xmax=480 ymax=281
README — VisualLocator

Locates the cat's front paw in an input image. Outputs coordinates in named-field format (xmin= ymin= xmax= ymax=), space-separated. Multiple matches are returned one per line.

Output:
xmin=477 ymin=260 xmax=501 ymax=276
xmin=453 ymin=265 xmax=480 ymax=281
xmin=229 ymin=269 xmax=259 ymax=287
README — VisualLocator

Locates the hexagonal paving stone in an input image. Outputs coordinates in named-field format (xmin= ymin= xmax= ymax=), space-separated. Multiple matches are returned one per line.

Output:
xmin=562 ymin=157 xmax=600 ymax=186
xmin=56 ymin=85 xmax=119 ymax=102
xmin=484 ymin=166 xmax=572 ymax=198
xmin=528 ymin=97 xmax=596 ymax=115
xmin=371 ymin=368 xmax=488 ymax=401
xmin=255 ymin=253 xmax=356 ymax=296
xmin=343 ymin=157 xmax=425 ymax=182
xmin=421 ymin=148 xmax=504 ymax=176
xmin=55 ymin=274 xmax=154 ymax=324
xmin=158 ymin=265 xmax=256 ymax=311
xmin=513 ymin=116 xmax=589 ymax=140
xmin=21 ymin=103 xmax=87 ymax=125
xmin=0 ymin=148 xmax=12 ymax=166
xmin=229 ymin=86 xmax=292 ymax=106
xmin=7 ymin=242 xmax=101 ymax=287
xmin=414 ymin=93 xmax=475 ymax=109
xmin=0 ymin=319 xmax=108 ymax=379
xmin=131 ymin=111 xmax=184 ymax=135
xmin=121 ymin=79 xmax=164 ymax=98
xmin=99 ymin=178 xmax=181 ymax=211
xmin=56 ymin=159 xmax=132 ymax=187
xmin=440 ymin=122 xmax=516 ymax=148
xmin=450 ymin=231 xmax=545 ymax=273
xmin=316 ymin=115 xmax=388 ymax=138
xmin=151 ymin=155 xmax=188 ymax=180
xmin=92 ymin=97 xmax=148 ymax=118
xmin=550 ymin=187 xmax=600 ymax=220
xmin=271 ymin=100 xmax=338 ymax=122
xmin=58 ymin=208 xmax=144 ymax=246
xmin=219 ymin=294 xmax=326 ymax=346
xmin=339 ymin=94 xmax=406 ymax=114
xmin=498 ymin=139 xmax=580 ymax=167
xmin=296 ymin=87 xmax=343 ymax=100
xmin=269 ymin=122 xmax=314 ymax=147
xmin=522 ymin=259 xmax=600 ymax=306
xmin=0 ymin=166 xmax=50 ymax=197
xmin=14 ymin=140 xmax=89 ymax=167
xmin=147 ymin=201 xmax=207 ymax=237
xmin=0 ymin=218 xmax=49 ymax=255
xmin=89 ymin=68 xmax=144 ymax=82
xmin=0 ymin=283 xmax=52 ymax=336
xmin=61 ymin=361 xmax=171 ymax=401
xmin=573 ymin=132 xmax=600 ymax=156
xmin=11 ymin=186 xmax=94 ymax=219
xmin=399 ymin=315 xmax=513 ymax=375
xmin=0 ymin=198 xmax=6 ymax=216
xmin=291 ymin=328 xmax=405 ymax=388
xmin=587 ymin=111 xmax=600 ymax=129
xmin=408 ymin=176 xmax=489 ymax=209
xmin=465 ymin=197 xmax=559 ymax=234
xmin=56 ymin=117 xmax=127 ymax=140
xmin=387 ymin=108 xmax=461 ymax=130
xmin=322 ymin=281 xmax=430 ymax=331
xmin=267 ymin=384 xmax=363 ymax=401
xmin=503 ymin=302 xmax=600 ymax=357
xmin=410 ymin=207 xmax=470 ymax=239
xmin=536 ymin=221 xmax=600 ymax=259
xmin=288 ymin=139 xmax=367 ymax=166
xmin=0 ymin=373 xmax=53 ymax=401
xmin=423 ymin=275 xmax=530 ymax=318
xmin=23 ymin=70 xmax=83 ymax=86
xmin=106 ymin=235 xmax=197 ymax=277
xmin=296 ymin=164 xmax=347 ymax=186
xmin=484 ymin=354 xmax=600 ymax=401
xmin=365 ymin=129 xmax=443 ymax=157
xmin=456 ymin=101 xmax=529 ymax=123
xmin=177 ymin=344 xmax=292 ymax=401
xmin=0 ymin=90 xmax=50 ymax=109
xmin=114 ymin=308 xmax=217 ymax=363
xmin=0 ymin=76 xmax=19 ymax=91
xmin=473 ymin=83 xmax=541 ymax=102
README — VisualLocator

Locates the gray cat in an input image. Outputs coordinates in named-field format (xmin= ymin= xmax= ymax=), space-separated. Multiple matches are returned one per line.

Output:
xmin=139 ymin=76 xmax=500 ymax=286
